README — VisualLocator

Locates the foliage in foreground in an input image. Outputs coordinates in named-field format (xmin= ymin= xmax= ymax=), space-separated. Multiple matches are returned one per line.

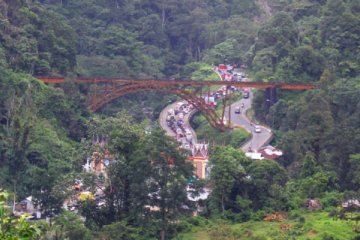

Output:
xmin=175 ymin=211 xmax=359 ymax=240
xmin=0 ymin=190 xmax=42 ymax=240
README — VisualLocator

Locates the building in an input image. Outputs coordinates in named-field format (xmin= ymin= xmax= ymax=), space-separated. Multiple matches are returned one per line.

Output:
xmin=83 ymin=135 xmax=113 ymax=177
xmin=14 ymin=196 xmax=41 ymax=219
xmin=187 ymin=143 xmax=210 ymax=179
xmin=258 ymin=145 xmax=283 ymax=160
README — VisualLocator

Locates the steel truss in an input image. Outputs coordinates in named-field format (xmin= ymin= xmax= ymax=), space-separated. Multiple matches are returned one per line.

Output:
xmin=37 ymin=77 xmax=318 ymax=132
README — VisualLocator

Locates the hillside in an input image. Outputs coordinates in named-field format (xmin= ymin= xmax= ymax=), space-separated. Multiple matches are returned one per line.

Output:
xmin=0 ymin=0 xmax=359 ymax=239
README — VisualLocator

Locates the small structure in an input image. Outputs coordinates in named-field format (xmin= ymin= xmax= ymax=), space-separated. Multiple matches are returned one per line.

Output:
xmin=14 ymin=196 xmax=41 ymax=219
xmin=342 ymin=199 xmax=360 ymax=209
xmin=264 ymin=212 xmax=287 ymax=222
xmin=245 ymin=145 xmax=283 ymax=160
xmin=306 ymin=198 xmax=321 ymax=210
xmin=187 ymin=143 xmax=210 ymax=179
xmin=245 ymin=151 xmax=264 ymax=160
xmin=83 ymin=135 xmax=113 ymax=177
xmin=258 ymin=145 xmax=283 ymax=160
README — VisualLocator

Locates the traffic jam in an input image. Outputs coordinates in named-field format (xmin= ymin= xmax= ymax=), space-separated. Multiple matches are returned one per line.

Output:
xmin=165 ymin=64 xmax=250 ymax=150
xmin=166 ymin=101 xmax=195 ymax=150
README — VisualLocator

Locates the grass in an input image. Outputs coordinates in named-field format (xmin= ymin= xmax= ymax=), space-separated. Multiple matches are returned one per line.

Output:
xmin=190 ymin=63 xmax=220 ymax=81
xmin=191 ymin=114 xmax=249 ymax=147
xmin=174 ymin=211 xmax=359 ymax=240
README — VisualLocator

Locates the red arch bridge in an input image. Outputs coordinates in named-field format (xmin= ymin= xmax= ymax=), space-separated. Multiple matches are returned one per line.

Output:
xmin=37 ymin=77 xmax=318 ymax=131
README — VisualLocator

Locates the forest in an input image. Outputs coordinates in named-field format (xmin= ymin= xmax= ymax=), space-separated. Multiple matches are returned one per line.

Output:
xmin=0 ymin=0 xmax=360 ymax=239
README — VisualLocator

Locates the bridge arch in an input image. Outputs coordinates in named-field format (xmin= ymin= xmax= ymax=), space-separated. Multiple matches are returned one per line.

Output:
xmin=38 ymin=77 xmax=318 ymax=132
xmin=89 ymin=82 xmax=229 ymax=131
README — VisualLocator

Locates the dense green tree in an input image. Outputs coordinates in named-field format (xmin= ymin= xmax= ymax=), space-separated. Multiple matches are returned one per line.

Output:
xmin=45 ymin=211 xmax=92 ymax=240
xmin=203 ymin=39 xmax=241 ymax=65
xmin=0 ymin=190 xmax=42 ymax=240
xmin=209 ymin=146 xmax=247 ymax=214
xmin=346 ymin=154 xmax=360 ymax=191
xmin=98 ymin=221 xmax=142 ymax=240
xmin=253 ymin=12 xmax=299 ymax=71
xmin=247 ymin=160 xmax=288 ymax=210
xmin=144 ymin=128 xmax=193 ymax=240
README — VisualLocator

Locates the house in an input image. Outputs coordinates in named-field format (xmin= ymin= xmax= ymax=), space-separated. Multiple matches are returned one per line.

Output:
xmin=258 ymin=145 xmax=283 ymax=160
xmin=342 ymin=199 xmax=360 ymax=208
xmin=14 ymin=196 xmax=41 ymax=219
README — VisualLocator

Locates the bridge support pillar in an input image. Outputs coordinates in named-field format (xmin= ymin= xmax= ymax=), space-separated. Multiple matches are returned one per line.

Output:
xmin=265 ymin=88 xmax=277 ymax=112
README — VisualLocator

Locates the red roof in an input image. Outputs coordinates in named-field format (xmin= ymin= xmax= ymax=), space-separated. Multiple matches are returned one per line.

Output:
xmin=258 ymin=146 xmax=283 ymax=160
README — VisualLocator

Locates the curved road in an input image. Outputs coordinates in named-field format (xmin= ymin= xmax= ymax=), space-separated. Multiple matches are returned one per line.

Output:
xmin=159 ymin=71 xmax=273 ymax=152
xmin=159 ymin=101 xmax=198 ymax=144
xmin=225 ymin=90 xmax=273 ymax=151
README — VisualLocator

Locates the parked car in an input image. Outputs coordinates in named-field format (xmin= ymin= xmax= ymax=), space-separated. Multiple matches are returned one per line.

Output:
xmin=254 ymin=126 xmax=261 ymax=133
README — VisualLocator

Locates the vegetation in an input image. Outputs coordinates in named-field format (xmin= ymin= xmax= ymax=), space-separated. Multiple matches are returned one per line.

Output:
xmin=192 ymin=114 xmax=249 ymax=148
xmin=0 ymin=0 xmax=359 ymax=239
xmin=176 ymin=211 xmax=358 ymax=240
xmin=0 ymin=190 xmax=42 ymax=240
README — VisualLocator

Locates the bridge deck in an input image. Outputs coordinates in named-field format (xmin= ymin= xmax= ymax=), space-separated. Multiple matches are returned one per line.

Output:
xmin=37 ymin=77 xmax=318 ymax=90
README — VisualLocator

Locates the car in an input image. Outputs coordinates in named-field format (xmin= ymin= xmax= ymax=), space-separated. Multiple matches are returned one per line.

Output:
xmin=254 ymin=126 xmax=261 ymax=133
xmin=178 ymin=112 xmax=184 ymax=119
xmin=183 ymin=107 xmax=190 ymax=114
xmin=243 ymin=92 xmax=249 ymax=99
xmin=234 ymin=106 xmax=241 ymax=114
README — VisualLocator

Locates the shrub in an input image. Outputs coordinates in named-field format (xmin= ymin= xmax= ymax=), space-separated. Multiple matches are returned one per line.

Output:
xmin=321 ymin=233 xmax=338 ymax=240
xmin=174 ymin=220 xmax=193 ymax=233
xmin=321 ymin=191 xmax=343 ymax=208
xmin=251 ymin=210 xmax=267 ymax=221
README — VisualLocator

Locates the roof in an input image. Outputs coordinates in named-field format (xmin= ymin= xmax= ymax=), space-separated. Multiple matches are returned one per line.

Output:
xmin=191 ymin=143 xmax=209 ymax=158
xmin=258 ymin=145 xmax=283 ymax=160
xmin=342 ymin=199 xmax=360 ymax=208
xmin=245 ymin=152 xmax=264 ymax=160
xmin=187 ymin=188 xmax=211 ymax=201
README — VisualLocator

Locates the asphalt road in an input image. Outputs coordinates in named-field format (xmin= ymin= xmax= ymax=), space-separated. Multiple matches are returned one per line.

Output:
xmin=159 ymin=102 xmax=177 ymax=137
xmin=159 ymin=101 xmax=198 ymax=144
xmin=225 ymin=90 xmax=273 ymax=151
xmin=159 ymin=68 xmax=273 ymax=152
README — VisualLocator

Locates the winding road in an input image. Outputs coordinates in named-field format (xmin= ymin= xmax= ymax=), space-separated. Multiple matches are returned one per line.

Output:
xmin=225 ymin=90 xmax=273 ymax=151
xmin=159 ymin=69 xmax=273 ymax=153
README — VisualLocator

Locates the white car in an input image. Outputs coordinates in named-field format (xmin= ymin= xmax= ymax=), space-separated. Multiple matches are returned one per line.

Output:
xmin=183 ymin=144 xmax=191 ymax=150
xmin=185 ymin=132 xmax=192 ymax=141
xmin=178 ymin=112 xmax=184 ymax=119
xmin=254 ymin=126 xmax=261 ymax=133
xmin=176 ymin=128 xmax=182 ymax=134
